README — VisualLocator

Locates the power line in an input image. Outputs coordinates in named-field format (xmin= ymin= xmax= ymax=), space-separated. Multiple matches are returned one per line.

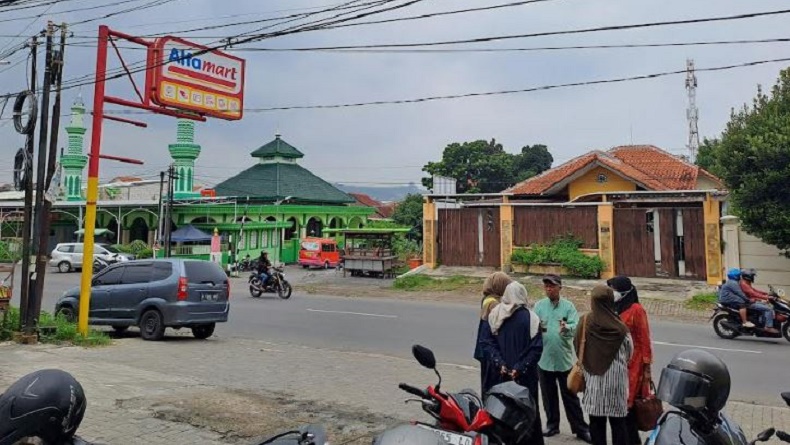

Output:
xmin=237 ymin=7 xmax=790 ymax=51
xmin=0 ymin=0 xmax=152 ymax=24
xmin=234 ymin=56 xmax=790 ymax=112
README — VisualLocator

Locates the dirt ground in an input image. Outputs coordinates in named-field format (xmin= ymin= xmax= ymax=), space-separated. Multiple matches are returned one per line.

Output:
xmin=118 ymin=387 xmax=402 ymax=444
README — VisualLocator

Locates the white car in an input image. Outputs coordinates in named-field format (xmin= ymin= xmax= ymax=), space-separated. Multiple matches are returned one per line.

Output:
xmin=49 ymin=243 xmax=135 ymax=273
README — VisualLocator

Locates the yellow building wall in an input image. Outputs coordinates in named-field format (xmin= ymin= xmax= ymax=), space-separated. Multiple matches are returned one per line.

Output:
xmin=568 ymin=166 xmax=637 ymax=200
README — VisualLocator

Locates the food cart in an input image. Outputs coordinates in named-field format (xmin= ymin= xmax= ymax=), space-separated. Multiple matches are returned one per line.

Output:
xmin=324 ymin=228 xmax=410 ymax=278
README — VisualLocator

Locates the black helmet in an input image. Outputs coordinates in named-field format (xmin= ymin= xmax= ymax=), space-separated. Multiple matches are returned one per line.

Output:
xmin=740 ymin=268 xmax=756 ymax=282
xmin=0 ymin=369 xmax=86 ymax=445
xmin=657 ymin=349 xmax=730 ymax=417
xmin=484 ymin=381 xmax=536 ymax=443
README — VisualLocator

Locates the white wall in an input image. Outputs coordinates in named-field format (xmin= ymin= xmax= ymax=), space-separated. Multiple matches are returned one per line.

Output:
xmin=722 ymin=216 xmax=790 ymax=290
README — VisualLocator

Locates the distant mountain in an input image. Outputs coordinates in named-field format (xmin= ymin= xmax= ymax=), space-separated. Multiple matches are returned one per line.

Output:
xmin=334 ymin=183 xmax=425 ymax=202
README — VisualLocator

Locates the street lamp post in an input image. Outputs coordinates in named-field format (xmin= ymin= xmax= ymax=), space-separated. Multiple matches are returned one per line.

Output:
xmin=274 ymin=196 xmax=292 ymax=266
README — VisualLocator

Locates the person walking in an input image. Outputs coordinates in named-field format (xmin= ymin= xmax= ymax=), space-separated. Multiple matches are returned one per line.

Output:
xmin=474 ymin=271 xmax=512 ymax=395
xmin=607 ymin=276 xmax=653 ymax=445
xmin=533 ymin=274 xmax=591 ymax=443
xmin=482 ymin=281 xmax=545 ymax=445
xmin=575 ymin=284 xmax=632 ymax=445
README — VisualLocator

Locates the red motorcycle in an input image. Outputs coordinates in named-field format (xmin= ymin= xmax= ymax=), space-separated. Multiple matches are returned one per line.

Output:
xmin=374 ymin=345 xmax=537 ymax=445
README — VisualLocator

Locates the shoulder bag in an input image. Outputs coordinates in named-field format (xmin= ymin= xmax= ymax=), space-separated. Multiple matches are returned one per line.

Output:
xmin=566 ymin=316 xmax=588 ymax=395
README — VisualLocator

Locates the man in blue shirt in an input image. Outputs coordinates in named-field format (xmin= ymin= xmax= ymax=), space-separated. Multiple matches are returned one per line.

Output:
xmin=533 ymin=274 xmax=591 ymax=443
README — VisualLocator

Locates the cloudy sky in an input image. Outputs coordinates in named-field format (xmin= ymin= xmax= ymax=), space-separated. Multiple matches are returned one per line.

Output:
xmin=1 ymin=0 xmax=788 ymax=191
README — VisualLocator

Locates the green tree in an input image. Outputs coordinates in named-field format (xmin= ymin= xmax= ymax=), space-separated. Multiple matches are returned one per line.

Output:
xmin=514 ymin=144 xmax=553 ymax=182
xmin=697 ymin=69 xmax=790 ymax=254
xmin=422 ymin=139 xmax=553 ymax=192
xmin=392 ymin=193 xmax=425 ymax=241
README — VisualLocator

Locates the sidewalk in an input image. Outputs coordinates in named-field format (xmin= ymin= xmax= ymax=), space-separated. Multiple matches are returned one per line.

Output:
xmin=1 ymin=337 xmax=787 ymax=444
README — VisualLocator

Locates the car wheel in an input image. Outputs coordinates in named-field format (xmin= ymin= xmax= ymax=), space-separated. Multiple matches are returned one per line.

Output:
xmin=58 ymin=261 xmax=71 ymax=273
xmin=140 ymin=309 xmax=165 ymax=341
xmin=302 ymin=265 xmax=309 ymax=269
xmin=191 ymin=323 xmax=215 ymax=340
xmin=112 ymin=325 xmax=129 ymax=334
xmin=56 ymin=306 xmax=76 ymax=322
xmin=324 ymin=261 xmax=330 ymax=269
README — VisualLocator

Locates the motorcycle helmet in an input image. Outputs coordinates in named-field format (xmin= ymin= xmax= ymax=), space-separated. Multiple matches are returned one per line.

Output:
xmin=726 ymin=268 xmax=741 ymax=281
xmin=657 ymin=349 xmax=730 ymax=418
xmin=740 ymin=268 xmax=757 ymax=283
xmin=484 ymin=381 xmax=536 ymax=443
xmin=0 ymin=369 xmax=87 ymax=445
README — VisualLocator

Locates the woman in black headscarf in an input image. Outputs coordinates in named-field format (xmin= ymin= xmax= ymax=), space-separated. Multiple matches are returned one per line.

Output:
xmin=575 ymin=284 xmax=632 ymax=445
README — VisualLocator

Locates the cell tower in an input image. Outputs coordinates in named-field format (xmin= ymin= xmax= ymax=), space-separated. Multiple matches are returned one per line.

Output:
xmin=685 ymin=59 xmax=700 ymax=162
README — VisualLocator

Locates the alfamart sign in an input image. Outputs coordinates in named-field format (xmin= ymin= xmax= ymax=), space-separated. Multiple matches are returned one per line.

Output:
xmin=150 ymin=36 xmax=246 ymax=120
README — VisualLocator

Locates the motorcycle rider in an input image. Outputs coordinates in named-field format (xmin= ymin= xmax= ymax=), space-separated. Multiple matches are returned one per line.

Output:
xmin=739 ymin=268 xmax=779 ymax=334
xmin=717 ymin=268 xmax=755 ymax=328
xmin=257 ymin=251 xmax=272 ymax=286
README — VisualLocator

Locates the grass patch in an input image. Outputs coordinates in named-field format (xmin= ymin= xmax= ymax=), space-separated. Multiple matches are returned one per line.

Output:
xmin=0 ymin=306 xmax=111 ymax=346
xmin=684 ymin=292 xmax=718 ymax=311
xmin=393 ymin=275 xmax=483 ymax=292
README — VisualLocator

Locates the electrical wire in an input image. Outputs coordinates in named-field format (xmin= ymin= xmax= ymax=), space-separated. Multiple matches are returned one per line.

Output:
xmin=232 ymin=7 xmax=790 ymax=51
xmin=66 ymin=36 xmax=790 ymax=54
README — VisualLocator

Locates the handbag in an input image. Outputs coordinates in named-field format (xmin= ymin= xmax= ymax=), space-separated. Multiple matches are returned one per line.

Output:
xmin=566 ymin=316 xmax=588 ymax=395
xmin=634 ymin=364 xmax=664 ymax=431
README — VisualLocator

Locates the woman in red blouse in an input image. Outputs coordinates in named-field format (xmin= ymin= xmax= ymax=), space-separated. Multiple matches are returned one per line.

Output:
xmin=607 ymin=275 xmax=653 ymax=445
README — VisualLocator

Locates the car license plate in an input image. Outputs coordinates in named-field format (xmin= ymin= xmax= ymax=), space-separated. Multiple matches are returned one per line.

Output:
xmin=418 ymin=425 xmax=474 ymax=445
xmin=201 ymin=293 xmax=218 ymax=302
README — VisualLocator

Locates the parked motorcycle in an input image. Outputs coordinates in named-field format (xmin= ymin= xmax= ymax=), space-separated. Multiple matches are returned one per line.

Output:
xmin=647 ymin=391 xmax=790 ymax=445
xmin=93 ymin=255 xmax=121 ymax=274
xmin=711 ymin=285 xmax=790 ymax=342
xmin=249 ymin=265 xmax=292 ymax=299
xmin=374 ymin=345 xmax=537 ymax=445
xmin=239 ymin=258 xmax=258 ymax=273
xmin=254 ymin=425 xmax=328 ymax=445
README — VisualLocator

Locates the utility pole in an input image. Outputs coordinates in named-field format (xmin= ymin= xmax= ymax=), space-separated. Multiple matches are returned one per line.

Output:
xmin=18 ymin=35 xmax=38 ymax=336
xmin=156 ymin=170 xmax=165 ymax=249
xmin=30 ymin=23 xmax=67 ymax=333
xmin=164 ymin=164 xmax=178 ymax=257
xmin=686 ymin=59 xmax=700 ymax=163
xmin=27 ymin=22 xmax=56 ymax=336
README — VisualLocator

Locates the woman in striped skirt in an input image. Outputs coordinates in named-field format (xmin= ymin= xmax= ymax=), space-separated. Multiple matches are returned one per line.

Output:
xmin=574 ymin=284 xmax=633 ymax=445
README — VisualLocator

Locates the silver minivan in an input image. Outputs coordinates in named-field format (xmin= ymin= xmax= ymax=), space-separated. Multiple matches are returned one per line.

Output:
xmin=49 ymin=242 xmax=134 ymax=273
xmin=55 ymin=258 xmax=230 ymax=340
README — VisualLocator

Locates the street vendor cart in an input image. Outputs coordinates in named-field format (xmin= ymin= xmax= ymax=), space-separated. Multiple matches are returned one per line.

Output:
xmin=324 ymin=228 xmax=410 ymax=278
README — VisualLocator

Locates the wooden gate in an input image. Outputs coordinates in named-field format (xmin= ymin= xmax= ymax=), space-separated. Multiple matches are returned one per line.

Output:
xmin=614 ymin=207 xmax=707 ymax=280
xmin=437 ymin=207 xmax=501 ymax=267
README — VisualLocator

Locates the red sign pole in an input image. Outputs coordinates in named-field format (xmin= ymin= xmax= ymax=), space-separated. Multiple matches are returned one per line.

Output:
xmin=77 ymin=25 xmax=109 ymax=336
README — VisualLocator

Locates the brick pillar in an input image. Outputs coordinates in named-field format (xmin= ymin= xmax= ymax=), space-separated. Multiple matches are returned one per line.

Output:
xmin=704 ymin=194 xmax=723 ymax=285
xmin=423 ymin=199 xmax=438 ymax=268
xmin=500 ymin=200 xmax=514 ymax=272
xmin=598 ymin=203 xmax=615 ymax=279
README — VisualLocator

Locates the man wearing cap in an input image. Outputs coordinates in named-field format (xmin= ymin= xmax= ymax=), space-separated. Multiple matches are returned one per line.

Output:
xmin=533 ymin=274 xmax=591 ymax=443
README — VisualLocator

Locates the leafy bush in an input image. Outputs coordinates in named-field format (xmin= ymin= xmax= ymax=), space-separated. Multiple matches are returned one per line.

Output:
xmin=511 ymin=236 xmax=605 ymax=278
xmin=393 ymin=275 xmax=481 ymax=291
xmin=113 ymin=240 xmax=153 ymax=259
xmin=685 ymin=292 xmax=718 ymax=311
xmin=0 ymin=306 xmax=111 ymax=346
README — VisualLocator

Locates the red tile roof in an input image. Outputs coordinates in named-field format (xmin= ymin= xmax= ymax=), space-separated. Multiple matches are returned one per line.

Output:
xmin=506 ymin=145 xmax=723 ymax=196
xmin=349 ymin=193 xmax=383 ymax=208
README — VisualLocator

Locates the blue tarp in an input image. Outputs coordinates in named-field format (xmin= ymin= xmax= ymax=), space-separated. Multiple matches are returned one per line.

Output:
xmin=170 ymin=225 xmax=213 ymax=243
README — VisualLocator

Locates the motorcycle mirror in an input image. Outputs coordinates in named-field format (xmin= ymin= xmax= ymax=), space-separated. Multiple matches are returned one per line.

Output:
xmin=412 ymin=345 xmax=436 ymax=370
xmin=782 ymin=392 xmax=790 ymax=407
xmin=757 ymin=429 xmax=776 ymax=442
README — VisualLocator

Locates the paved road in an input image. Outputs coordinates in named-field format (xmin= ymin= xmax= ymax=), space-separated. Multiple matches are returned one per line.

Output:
xmin=13 ymin=266 xmax=790 ymax=407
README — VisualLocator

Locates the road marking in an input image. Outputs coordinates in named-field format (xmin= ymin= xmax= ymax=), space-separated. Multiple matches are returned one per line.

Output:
xmin=653 ymin=341 xmax=762 ymax=354
xmin=306 ymin=308 xmax=398 ymax=319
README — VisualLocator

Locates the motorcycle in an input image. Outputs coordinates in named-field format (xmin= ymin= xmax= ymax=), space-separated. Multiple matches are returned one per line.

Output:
xmin=239 ymin=258 xmax=258 ymax=273
xmin=93 ymin=255 xmax=121 ymax=274
xmin=374 ymin=345 xmax=535 ymax=445
xmin=249 ymin=265 xmax=292 ymax=299
xmin=711 ymin=285 xmax=790 ymax=342
xmin=647 ymin=391 xmax=790 ymax=445
xmin=254 ymin=425 xmax=328 ymax=445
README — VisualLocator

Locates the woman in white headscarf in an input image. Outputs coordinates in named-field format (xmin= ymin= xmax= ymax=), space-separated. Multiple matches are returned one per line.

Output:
xmin=482 ymin=281 xmax=545 ymax=445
